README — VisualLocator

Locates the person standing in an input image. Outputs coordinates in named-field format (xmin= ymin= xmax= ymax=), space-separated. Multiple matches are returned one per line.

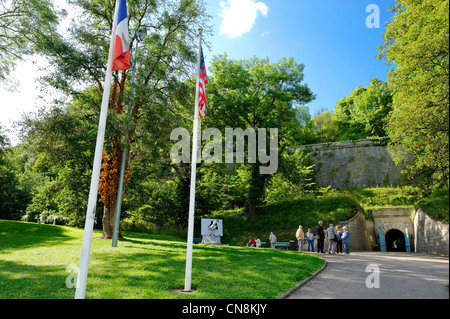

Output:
xmin=342 ymin=226 xmax=350 ymax=254
xmin=269 ymin=232 xmax=277 ymax=249
xmin=296 ymin=225 xmax=305 ymax=252
xmin=306 ymin=228 xmax=315 ymax=252
xmin=326 ymin=223 xmax=337 ymax=254
xmin=316 ymin=221 xmax=325 ymax=253
xmin=336 ymin=225 xmax=343 ymax=254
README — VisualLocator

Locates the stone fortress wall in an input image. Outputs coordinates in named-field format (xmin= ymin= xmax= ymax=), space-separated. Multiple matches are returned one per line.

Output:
xmin=298 ymin=139 xmax=448 ymax=256
xmin=298 ymin=138 xmax=405 ymax=189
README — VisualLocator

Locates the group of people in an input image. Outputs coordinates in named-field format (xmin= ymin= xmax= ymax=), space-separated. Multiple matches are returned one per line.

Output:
xmin=246 ymin=232 xmax=278 ymax=248
xmin=296 ymin=221 xmax=350 ymax=254
xmin=246 ymin=222 xmax=350 ymax=254
xmin=246 ymin=236 xmax=262 ymax=247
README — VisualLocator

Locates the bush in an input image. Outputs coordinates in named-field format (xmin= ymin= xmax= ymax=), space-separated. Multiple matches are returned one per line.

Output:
xmin=21 ymin=210 xmax=69 ymax=225
xmin=125 ymin=180 xmax=185 ymax=234
xmin=21 ymin=211 xmax=40 ymax=223
xmin=416 ymin=188 xmax=449 ymax=223
xmin=264 ymin=149 xmax=315 ymax=204
xmin=345 ymin=187 xmax=420 ymax=208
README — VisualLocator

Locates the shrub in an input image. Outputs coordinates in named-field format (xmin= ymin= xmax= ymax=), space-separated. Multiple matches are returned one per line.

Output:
xmin=416 ymin=188 xmax=449 ymax=223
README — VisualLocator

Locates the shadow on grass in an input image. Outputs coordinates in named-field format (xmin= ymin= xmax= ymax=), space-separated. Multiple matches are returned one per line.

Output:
xmin=0 ymin=221 xmax=325 ymax=299
xmin=85 ymin=240 xmax=324 ymax=299
xmin=0 ymin=220 xmax=75 ymax=253
xmin=0 ymin=259 xmax=74 ymax=299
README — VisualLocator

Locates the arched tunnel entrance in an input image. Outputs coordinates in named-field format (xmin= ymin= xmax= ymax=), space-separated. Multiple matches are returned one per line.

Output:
xmin=385 ymin=229 xmax=406 ymax=252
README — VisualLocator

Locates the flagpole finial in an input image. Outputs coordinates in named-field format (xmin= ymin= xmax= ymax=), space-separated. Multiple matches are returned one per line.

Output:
xmin=198 ymin=27 xmax=203 ymax=32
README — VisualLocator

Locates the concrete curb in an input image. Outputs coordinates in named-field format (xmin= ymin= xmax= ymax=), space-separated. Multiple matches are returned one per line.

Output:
xmin=277 ymin=258 xmax=328 ymax=299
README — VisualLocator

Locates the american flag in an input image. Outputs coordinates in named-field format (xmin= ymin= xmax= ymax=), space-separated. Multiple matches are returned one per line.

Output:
xmin=198 ymin=47 xmax=208 ymax=118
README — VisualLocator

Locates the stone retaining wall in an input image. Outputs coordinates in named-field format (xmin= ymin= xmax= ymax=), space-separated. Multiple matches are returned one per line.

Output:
xmin=414 ymin=208 xmax=449 ymax=256
xmin=335 ymin=211 xmax=376 ymax=252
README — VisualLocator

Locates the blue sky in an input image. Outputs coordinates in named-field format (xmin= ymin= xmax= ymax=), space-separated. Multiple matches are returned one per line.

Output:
xmin=204 ymin=0 xmax=396 ymax=115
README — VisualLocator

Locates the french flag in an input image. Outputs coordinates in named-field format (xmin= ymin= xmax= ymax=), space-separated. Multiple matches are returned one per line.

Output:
xmin=112 ymin=0 xmax=130 ymax=70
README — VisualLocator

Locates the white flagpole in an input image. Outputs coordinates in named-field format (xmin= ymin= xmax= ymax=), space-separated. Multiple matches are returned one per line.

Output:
xmin=183 ymin=27 xmax=203 ymax=292
xmin=75 ymin=0 xmax=121 ymax=299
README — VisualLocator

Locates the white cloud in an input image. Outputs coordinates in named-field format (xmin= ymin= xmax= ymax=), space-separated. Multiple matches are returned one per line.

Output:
xmin=219 ymin=0 xmax=269 ymax=38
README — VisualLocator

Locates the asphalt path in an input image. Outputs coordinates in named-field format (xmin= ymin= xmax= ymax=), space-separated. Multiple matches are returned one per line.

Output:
xmin=286 ymin=251 xmax=449 ymax=299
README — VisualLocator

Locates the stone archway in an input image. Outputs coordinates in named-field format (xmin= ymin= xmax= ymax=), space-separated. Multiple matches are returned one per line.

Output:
xmin=385 ymin=229 xmax=406 ymax=252
xmin=372 ymin=208 xmax=414 ymax=252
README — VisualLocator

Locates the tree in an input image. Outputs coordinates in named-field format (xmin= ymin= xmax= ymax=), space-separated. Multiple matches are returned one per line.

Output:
xmin=0 ymin=126 xmax=30 ymax=219
xmin=203 ymin=55 xmax=315 ymax=216
xmin=0 ymin=0 xmax=57 ymax=84
xmin=21 ymin=0 xmax=212 ymax=238
xmin=310 ymin=79 xmax=393 ymax=143
xmin=334 ymin=78 xmax=393 ymax=140
xmin=378 ymin=0 xmax=449 ymax=192
xmin=264 ymin=148 xmax=315 ymax=204
xmin=311 ymin=108 xmax=339 ymax=142
xmin=0 ymin=124 xmax=9 ymax=150
xmin=21 ymin=92 xmax=102 ymax=226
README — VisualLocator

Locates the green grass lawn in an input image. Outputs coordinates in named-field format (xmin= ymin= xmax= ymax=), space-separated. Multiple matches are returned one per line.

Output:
xmin=0 ymin=220 xmax=324 ymax=299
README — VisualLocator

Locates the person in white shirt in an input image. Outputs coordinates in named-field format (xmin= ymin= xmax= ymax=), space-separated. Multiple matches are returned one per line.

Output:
xmin=255 ymin=237 xmax=261 ymax=248
xmin=296 ymin=225 xmax=305 ymax=251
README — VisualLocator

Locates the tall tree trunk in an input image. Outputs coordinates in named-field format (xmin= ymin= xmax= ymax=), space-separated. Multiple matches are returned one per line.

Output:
xmin=247 ymin=163 xmax=267 ymax=219
xmin=99 ymin=151 xmax=125 ymax=239
xmin=97 ymin=75 xmax=130 ymax=240
xmin=102 ymin=204 xmax=116 ymax=239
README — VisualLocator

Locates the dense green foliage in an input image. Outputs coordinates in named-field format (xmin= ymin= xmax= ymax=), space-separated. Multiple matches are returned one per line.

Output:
xmin=202 ymin=55 xmax=316 ymax=215
xmin=416 ymin=188 xmax=449 ymax=223
xmin=341 ymin=186 xmax=436 ymax=212
xmin=333 ymin=78 xmax=393 ymax=140
xmin=0 ymin=152 xmax=28 ymax=220
xmin=264 ymin=148 xmax=315 ymax=204
xmin=0 ymin=220 xmax=324 ymax=299
xmin=311 ymin=78 xmax=393 ymax=142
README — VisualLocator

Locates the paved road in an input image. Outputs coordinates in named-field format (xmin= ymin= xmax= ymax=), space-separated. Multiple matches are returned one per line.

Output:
xmin=287 ymin=252 xmax=449 ymax=299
